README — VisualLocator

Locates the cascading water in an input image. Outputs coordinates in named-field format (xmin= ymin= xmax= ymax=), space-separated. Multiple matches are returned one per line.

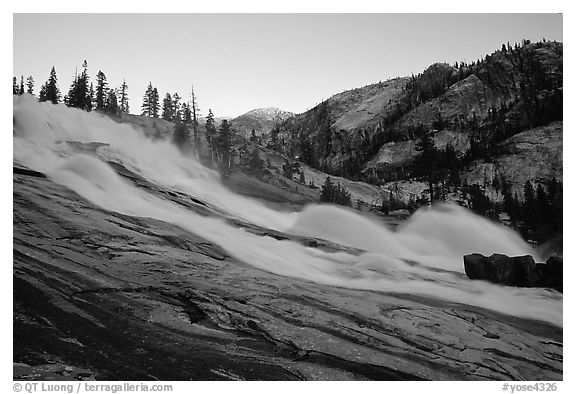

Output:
xmin=13 ymin=95 xmax=562 ymax=326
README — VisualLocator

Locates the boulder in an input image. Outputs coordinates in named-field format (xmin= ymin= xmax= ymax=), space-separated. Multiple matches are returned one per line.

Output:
xmin=463 ymin=253 xmax=541 ymax=288
xmin=463 ymin=253 xmax=489 ymax=280
xmin=544 ymin=256 xmax=563 ymax=292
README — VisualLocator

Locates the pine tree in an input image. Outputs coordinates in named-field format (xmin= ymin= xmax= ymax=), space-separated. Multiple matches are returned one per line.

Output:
xmin=190 ymin=86 xmax=200 ymax=152
xmin=13 ymin=77 xmax=18 ymax=95
xmin=89 ymin=83 xmax=95 ymax=110
xmin=335 ymin=182 xmax=352 ymax=206
xmin=320 ymin=177 xmax=336 ymax=203
xmin=205 ymin=109 xmax=217 ymax=164
xmin=151 ymin=88 xmax=160 ymax=118
xmin=217 ymin=119 xmax=233 ymax=172
xmin=118 ymin=79 xmax=129 ymax=114
xmin=413 ymin=128 xmax=439 ymax=204
xmin=66 ymin=61 xmax=91 ymax=110
xmin=43 ymin=66 xmax=61 ymax=104
xmin=65 ymin=72 xmax=77 ymax=106
xmin=19 ymin=76 xmax=25 ymax=95
xmin=25 ymin=76 xmax=34 ymax=95
xmin=95 ymin=70 xmax=108 ymax=110
xmin=104 ymin=89 xmax=119 ymax=116
xmin=38 ymin=84 xmax=47 ymax=101
xmin=181 ymin=102 xmax=192 ymax=124
xmin=162 ymin=93 xmax=173 ymax=121
xmin=172 ymin=93 xmax=181 ymax=121
xmin=141 ymin=82 xmax=153 ymax=116
xmin=320 ymin=177 xmax=351 ymax=205
xmin=75 ymin=61 xmax=91 ymax=110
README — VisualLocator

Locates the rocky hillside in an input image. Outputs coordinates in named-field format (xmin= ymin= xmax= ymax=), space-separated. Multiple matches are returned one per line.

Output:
xmin=232 ymin=107 xmax=294 ymax=138
xmin=274 ymin=40 xmax=562 ymax=201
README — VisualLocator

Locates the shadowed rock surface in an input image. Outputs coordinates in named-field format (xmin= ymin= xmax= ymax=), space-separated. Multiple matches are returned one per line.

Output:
xmin=464 ymin=254 xmax=563 ymax=292
xmin=14 ymin=167 xmax=562 ymax=381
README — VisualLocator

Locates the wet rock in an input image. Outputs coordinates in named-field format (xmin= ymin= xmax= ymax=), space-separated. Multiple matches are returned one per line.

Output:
xmin=464 ymin=253 xmax=536 ymax=286
xmin=464 ymin=253 xmax=562 ymax=291
xmin=306 ymin=239 xmax=319 ymax=248
xmin=13 ymin=166 xmax=46 ymax=178
xmin=463 ymin=253 xmax=490 ymax=280
xmin=13 ymin=163 xmax=563 ymax=381
xmin=540 ymin=256 xmax=563 ymax=292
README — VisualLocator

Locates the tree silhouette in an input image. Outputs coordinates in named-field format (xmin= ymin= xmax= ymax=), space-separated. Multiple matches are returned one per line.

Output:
xmin=162 ymin=93 xmax=174 ymax=121
xmin=25 ymin=76 xmax=34 ymax=95
xmin=41 ymin=66 xmax=61 ymax=104
xmin=190 ymin=86 xmax=201 ymax=153
xmin=217 ymin=119 xmax=233 ymax=173
xmin=118 ymin=79 xmax=129 ymax=114
xmin=95 ymin=71 xmax=108 ymax=110
xmin=413 ymin=128 xmax=440 ymax=204
xmin=141 ymin=83 xmax=159 ymax=117
xmin=205 ymin=109 xmax=217 ymax=164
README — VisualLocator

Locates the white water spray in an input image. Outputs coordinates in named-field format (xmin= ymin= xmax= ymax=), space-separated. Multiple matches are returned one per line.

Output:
xmin=13 ymin=95 xmax=562 ymax=326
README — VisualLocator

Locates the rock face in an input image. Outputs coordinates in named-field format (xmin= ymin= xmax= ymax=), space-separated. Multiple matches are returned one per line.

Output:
xmin=274 ymin=41 xmax=562 ymax=202
xmin=464 ymin=254 xmax=562 ymax=292
xmin=13 ymin=166 xmax=563 ymax=381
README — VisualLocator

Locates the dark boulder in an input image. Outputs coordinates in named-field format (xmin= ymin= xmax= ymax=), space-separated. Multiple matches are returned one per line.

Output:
xmin=463 ymin=253 xmax=489 ymax=280
xmin=544 ymin=256 xmax=563 ymax=292
xmin=464 ymin=253 xmax=536 ymax=287
xmin=462 ymin=253 xmax=567 ymax=292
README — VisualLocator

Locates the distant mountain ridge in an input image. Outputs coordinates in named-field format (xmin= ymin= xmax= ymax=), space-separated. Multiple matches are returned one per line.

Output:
xmin=232 ymin=107 xmax=294 ymax=138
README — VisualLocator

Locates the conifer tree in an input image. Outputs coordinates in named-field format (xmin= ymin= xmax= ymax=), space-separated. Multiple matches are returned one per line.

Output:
xmin=65 ymin=73 xmax=77 ymax=106
xmin=38 ymin=84 xmax=47 ymax=101
xmin=141 ymin=82 xmax=153 ymax=116
xmin=13 ymin=77 xmax=18 ymax=95
xmin=95 ymin=70 xmax=108 ymax=110
xmin=77 ymin=61 xmax=91 ymax=110
xmin=151 ymin=87 xmax=160 ymax=118
xmin=205 ymin=109 xmax=217 ymax=164
xmin=172 ymin=93 xmax=181 ymax=121
xmin=413 ymin=128 xmax=439 ymax=204
xmin=43 ymin=66 xmax=61 ymax=104
xmin=320 ymin=177 xmax=336 ymax=203
xmin=66 ymin=61 xmax=91 ymax=110
xmin=190 ymin=86 xmax=200 ymax=152
xmin=25 ymin=76 xmax=34 ymax=95
xmin=181 ymin=102 xmax=192 ymax=124
xmin=118 ymin=79 xmax=129 ymax=114
xmin=19 ymin=76 xmax=25 ymax=95
xmin=162 ymin=93 xmax=174 ymax=121
xmin=105 ymin=89 xmax=119 ymax=116
xmin=217 ymin=119 xmax=233 ymax=172
xmin=89 ymin=83 xmax=95 ymax=109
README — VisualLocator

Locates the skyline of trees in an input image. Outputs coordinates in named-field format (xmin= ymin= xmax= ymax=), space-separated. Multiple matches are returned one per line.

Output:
xmin=17 ymin=62 xmax=131 ymax=116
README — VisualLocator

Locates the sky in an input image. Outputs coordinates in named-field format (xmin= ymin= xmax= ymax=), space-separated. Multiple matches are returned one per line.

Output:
xmin=13 ymin=13 xmax=562 ymax=118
